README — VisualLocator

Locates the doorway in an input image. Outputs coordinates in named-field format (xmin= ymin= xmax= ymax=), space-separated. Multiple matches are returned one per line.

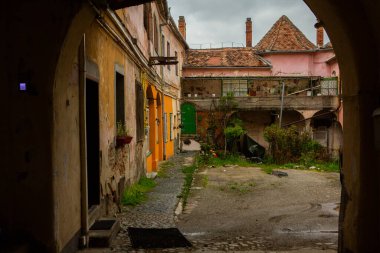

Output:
xmin=181 ymin=103 xmax=196 ymax=134
xmin=86 ymin=78 xmax=100 ymax=209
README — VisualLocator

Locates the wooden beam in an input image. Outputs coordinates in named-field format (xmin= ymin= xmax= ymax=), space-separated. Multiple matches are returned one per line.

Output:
xmin=149 ymin=57 xmax=179 ymax=66
xmin=109 ymin=0 xmax=154 ymax=10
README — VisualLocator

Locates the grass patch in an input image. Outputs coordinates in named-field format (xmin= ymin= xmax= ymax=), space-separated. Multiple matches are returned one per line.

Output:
xmin=157 ymin=161 xmax=175 ymax=178
xmin=179 ymin=160 xmax=198 ymax=207
xmin=201 ymin=155 xmax=255 ymax=168
xmin=257 ymin=161 xmax=340 ymax=174
xmin=121 ymin=177 xmax=156 ymax=206
xmin=220 ymin=181 xmax=256 ymax=194
xmin=201 ymin=175 xmax=209 ymax=188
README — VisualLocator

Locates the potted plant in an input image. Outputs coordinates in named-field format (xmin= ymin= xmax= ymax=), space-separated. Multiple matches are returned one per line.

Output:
xmin=116 ymin=121 xmax=133 ymax=148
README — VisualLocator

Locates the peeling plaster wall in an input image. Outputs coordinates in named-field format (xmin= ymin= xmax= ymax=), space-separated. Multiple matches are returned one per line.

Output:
xmin=84 ymin=18 xmax=144 ymax=216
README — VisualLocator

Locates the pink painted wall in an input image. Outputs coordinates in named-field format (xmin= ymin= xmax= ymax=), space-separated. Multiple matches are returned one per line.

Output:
xmin=263 ymin=53 xmax=313 ymax=76
xmin=261 ymin=50 xmax=336 ymax=77
xmin=312 ymin=50 xmax=336 ymax=76
xmin=184 ymin=49 xmax=338 ymax=78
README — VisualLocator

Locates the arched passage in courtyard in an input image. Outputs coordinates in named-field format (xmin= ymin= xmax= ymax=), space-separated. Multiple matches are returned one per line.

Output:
xmin=1 ymin=0 xmax=380 ymax=252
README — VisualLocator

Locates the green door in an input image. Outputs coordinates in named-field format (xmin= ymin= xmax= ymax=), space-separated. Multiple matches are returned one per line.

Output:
xmin=181 ymin=103 xmax=196 ymax=134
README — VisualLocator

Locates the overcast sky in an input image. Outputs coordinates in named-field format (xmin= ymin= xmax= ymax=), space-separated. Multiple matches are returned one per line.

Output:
xmin=167 ymin=0 xmax=328 ymax=49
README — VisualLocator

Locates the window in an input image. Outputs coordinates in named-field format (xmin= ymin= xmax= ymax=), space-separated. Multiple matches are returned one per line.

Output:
xmin=115 ymin=72 xmax=125 ymax=127
xmin=320 ymin=77 xmax=338 ymax=96
xmin=222 ymin=79 xmax=248 ymax=97
xmin=161 ymin=35 xmax=165 ymax=56
xmin=136 ymin=81 xmax=144 ymax=141
xmin=161 ymin=35 xmax=165 ymax=76
xmin=175 ymin=51 xmax=178 ymax=76
xmin=170 ymin=113 xmax=174 ymax=140
xmin=153 ymin=15 xmax=159 ymax=53
xmin=167 ymin=42 xmax=170 ymax=70
xmin=143 ymin=3 xmax=152 ymax=40
xmin=163 ymin=113 xmax=168 ymax=143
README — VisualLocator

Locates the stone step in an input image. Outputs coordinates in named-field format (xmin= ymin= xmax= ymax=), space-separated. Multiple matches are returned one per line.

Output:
xmin=88 ymin=219 xmax=120 ymax=248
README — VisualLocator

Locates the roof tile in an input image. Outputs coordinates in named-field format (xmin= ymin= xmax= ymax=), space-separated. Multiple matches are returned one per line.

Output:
xmin=185 ymin=48 xmax=270 ymax=67
xmin=255 ymin=15 xmax=316 ymax=52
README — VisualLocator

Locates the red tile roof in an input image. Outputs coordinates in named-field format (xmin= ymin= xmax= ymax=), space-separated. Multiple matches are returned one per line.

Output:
xmin=255 ymin=15 xmax=316 ymax=52
xmin=184 ymin=48 xmax=271 ymax=68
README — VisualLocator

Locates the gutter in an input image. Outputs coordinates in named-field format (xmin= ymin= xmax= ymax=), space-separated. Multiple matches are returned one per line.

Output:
xmin=183 ymin=66 xmax=272 ymax=69
xmin=182 ymin=76 xmax=321 ymax=80
xmin=255 ymin=48 xmax=334 ymax=55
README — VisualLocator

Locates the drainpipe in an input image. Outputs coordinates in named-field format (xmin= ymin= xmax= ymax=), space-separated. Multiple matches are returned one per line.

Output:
xmin=79 ymin=35 xmax=89 ymax=247
xmin=161 ymin=84 xmax=166 ymax=160
xmin=279 ymin=80 xmax=285 ymax=127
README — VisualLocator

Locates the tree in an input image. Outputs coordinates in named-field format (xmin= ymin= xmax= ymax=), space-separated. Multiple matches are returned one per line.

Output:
xmin=224 ymin=118 xmax=246 ymax=154
xmin=218 ymin=92 xmax=238 ymax=155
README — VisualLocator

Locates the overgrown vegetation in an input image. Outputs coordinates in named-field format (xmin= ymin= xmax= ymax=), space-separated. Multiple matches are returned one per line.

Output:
xmin=224 ymin=118 xmax=246 ymax=154
xmin=199 ymin=150 xmax=339 ymax=174
xmin=121 ymin=177 xmax=156 ymax=206
xmin=201 ymin=175 xmax=209 ymax=187
xmin=199 ymin=154 xmax=255 ymax=168
xmin=157 ymin=161 xmax=175 ymax=178
xmin=218 ymin=92 xmax=238 ymax=155
xmin=179 ymin=158 xmax=199 ymax=207
xmin=258 ymin=160 xmax=339 ymax=174
xmin=264 ymin=124 xmax=330 ymax=165
xmin=220 ymin=181 xmax=256 ymax=194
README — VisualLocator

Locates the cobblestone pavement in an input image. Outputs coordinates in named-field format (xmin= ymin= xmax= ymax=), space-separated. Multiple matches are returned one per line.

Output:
xmin=109 ymin=152 xmax=196 ymax=253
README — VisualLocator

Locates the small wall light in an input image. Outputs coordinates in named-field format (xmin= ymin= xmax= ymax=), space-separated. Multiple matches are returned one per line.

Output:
xmin=19 ymin=82 xmax=27 ymax=91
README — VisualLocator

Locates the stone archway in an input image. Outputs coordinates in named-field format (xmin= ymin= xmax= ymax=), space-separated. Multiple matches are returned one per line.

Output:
xmin=304 ymin=2 xmax=380 ymax=251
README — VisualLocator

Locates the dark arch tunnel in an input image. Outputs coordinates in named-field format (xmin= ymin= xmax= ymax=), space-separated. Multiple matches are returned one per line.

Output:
xmin=1 ymin=0 xmax=380 ymax=252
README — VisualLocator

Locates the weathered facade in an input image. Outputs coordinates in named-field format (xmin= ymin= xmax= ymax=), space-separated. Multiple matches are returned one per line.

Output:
xmin=181 ymin=15 xmax=342 ymax=155
xmin=5 ymin=1 xmax=187 ymax=252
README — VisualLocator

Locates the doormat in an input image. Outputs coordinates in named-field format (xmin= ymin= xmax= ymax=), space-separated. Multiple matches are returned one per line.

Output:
xmin=127 ymin=227 xmax=192 ymax=249
xmin=90 ymin=220 xmax=116 ymax=230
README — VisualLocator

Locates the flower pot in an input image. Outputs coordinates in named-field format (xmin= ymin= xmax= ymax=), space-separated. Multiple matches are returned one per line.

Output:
xmin=116 ymin=136 xmax=133 ymax=148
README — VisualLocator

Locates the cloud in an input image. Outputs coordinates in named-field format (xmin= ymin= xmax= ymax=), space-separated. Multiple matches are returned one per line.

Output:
xmin=167 ymin=0 xmax=329 ymax=48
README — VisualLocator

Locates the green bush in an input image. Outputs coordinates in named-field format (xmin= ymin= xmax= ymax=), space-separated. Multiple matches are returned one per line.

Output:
xmin=224 ymin=118 xmax=246 ymax=153
xmin=264 ymin=124 xmax=329 ymax=164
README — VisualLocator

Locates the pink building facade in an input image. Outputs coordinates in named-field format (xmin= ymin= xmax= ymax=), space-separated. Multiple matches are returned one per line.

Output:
xmin=181 ymin=15 xmax=342 ymax=156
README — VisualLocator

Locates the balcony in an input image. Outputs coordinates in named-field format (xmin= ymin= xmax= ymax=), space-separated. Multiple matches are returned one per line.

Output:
xmin=183 ymin=95 xmax=340 ymax=111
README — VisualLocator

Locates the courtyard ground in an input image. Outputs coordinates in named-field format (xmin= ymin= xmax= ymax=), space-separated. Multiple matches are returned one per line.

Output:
xmin=178 ymin=164 xmax=340 ymax=252
xmin=79 ymin=153 xmax=340 ymax=253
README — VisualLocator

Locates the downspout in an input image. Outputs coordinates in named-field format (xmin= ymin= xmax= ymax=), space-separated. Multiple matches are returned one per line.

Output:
xmin=160 ymin=24 xmax=167 ymax=160
xmin=161 ymin=83 xmax=166 ymax=160
xmin=79 ymin=35 xmax=89 ymax=247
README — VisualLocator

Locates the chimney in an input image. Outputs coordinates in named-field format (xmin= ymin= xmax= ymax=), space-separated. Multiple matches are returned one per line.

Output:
xmin=316 ymin=25 xmax=324 ymax=48
xmin=178 ymin=16 xmax=186 ymax=40
xmin=246 ymin=18 xmax=253 ymax=47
